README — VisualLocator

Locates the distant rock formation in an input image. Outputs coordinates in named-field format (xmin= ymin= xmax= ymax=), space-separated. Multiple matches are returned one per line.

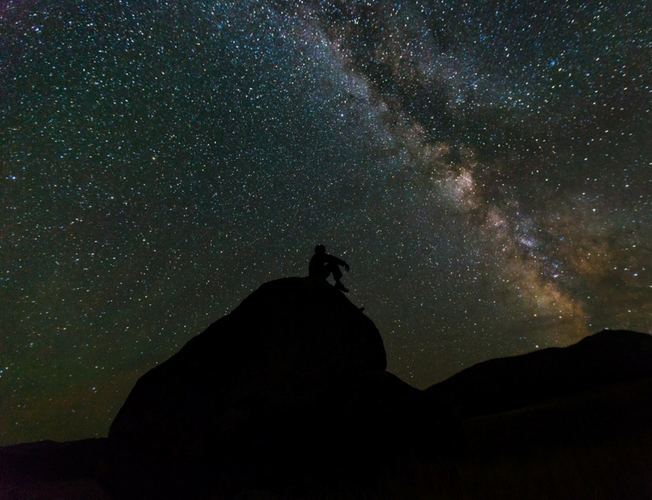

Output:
xmin=426 ymin=329 xmax=652 ymax=418
xmin=102 ymin=277 xmax=459 ymax=500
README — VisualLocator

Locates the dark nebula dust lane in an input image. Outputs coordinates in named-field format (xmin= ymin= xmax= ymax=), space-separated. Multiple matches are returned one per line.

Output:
xmin=1 ymin=0 xmax=651 ymax=445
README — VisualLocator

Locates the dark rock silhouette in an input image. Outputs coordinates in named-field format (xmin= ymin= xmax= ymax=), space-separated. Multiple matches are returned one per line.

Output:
xmin=4 ymin=312 xmax=652 ymax=499
xmin=427 ymin=329 xmax=652 ymax=418
xmin=102 ymin=277 xmax=459 ymax=499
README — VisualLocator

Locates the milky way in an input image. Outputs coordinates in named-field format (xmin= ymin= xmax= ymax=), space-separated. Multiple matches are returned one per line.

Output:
xmin=2 ymin=0 xmax=651 ymax=445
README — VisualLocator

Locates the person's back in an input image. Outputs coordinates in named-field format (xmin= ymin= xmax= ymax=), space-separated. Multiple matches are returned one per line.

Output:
xmin=309 ymin=250 xmax=329 ymax=279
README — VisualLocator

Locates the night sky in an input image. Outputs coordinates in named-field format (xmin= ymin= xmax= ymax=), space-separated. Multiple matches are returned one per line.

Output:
xmin=2 ymin=0 xmax=650 ymax=445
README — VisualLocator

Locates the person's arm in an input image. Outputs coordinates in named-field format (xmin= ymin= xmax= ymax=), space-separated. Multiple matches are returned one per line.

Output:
xmin=329 ymin=255 xmax=350 ymax=271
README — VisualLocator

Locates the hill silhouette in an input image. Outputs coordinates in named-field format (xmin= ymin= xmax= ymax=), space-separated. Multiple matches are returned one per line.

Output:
xmin=426 ymin=329 xmax=652 ymax=418
xmin=2 ymin=278 xmax=652 ymax=500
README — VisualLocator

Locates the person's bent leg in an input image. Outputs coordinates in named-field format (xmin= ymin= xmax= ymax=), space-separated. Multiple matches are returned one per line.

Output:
xmin=329 ymin=265 xmax=348 ymax=292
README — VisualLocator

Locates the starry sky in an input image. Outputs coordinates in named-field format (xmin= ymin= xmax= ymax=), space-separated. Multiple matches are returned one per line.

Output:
xmin=1 ymin=0 xmax=651 ymax=445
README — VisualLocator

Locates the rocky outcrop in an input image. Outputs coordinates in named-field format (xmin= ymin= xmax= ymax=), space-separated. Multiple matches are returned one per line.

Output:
xmin=426 ymin=329 xmax=652 ymax=418
xmin=103 ymin=277 xmax=459 ymax=499
xmin=10 ymin=284 xmax=652 ymax=500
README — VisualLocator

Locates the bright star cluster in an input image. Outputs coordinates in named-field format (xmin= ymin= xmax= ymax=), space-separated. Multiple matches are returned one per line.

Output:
xmin=1 ymin=0 xmax=650 ymax=445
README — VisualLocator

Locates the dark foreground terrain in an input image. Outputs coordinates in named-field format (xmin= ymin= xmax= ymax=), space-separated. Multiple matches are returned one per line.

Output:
xmin=3 ymin=380 xmax=652 ymax=500
xmin=3 ymin=278 xmax=652 ymax=499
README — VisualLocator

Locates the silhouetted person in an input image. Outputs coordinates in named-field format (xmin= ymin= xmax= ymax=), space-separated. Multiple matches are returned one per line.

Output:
xmin=309 ymin=244 xmax=350 ymax=292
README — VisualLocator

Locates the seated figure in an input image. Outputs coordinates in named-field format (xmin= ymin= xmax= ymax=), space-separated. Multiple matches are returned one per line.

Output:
xmin=309 ymin=244 xmax=350 ymax=292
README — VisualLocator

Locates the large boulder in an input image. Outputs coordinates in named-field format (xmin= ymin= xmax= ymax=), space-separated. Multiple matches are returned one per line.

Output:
xmin=103 ymin=278 xmax=458 ymax=499
xmin=108 ymin=277 xmax=387 ymax=442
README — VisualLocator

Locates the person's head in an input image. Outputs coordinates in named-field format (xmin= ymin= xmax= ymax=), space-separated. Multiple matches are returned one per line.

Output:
xmin=315 ymin=244 xmax=326 ymax=254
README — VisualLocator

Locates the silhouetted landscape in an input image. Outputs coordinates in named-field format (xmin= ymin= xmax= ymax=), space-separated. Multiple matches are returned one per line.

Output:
xmin=2 ymin=277 xmax=652 ymax=499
